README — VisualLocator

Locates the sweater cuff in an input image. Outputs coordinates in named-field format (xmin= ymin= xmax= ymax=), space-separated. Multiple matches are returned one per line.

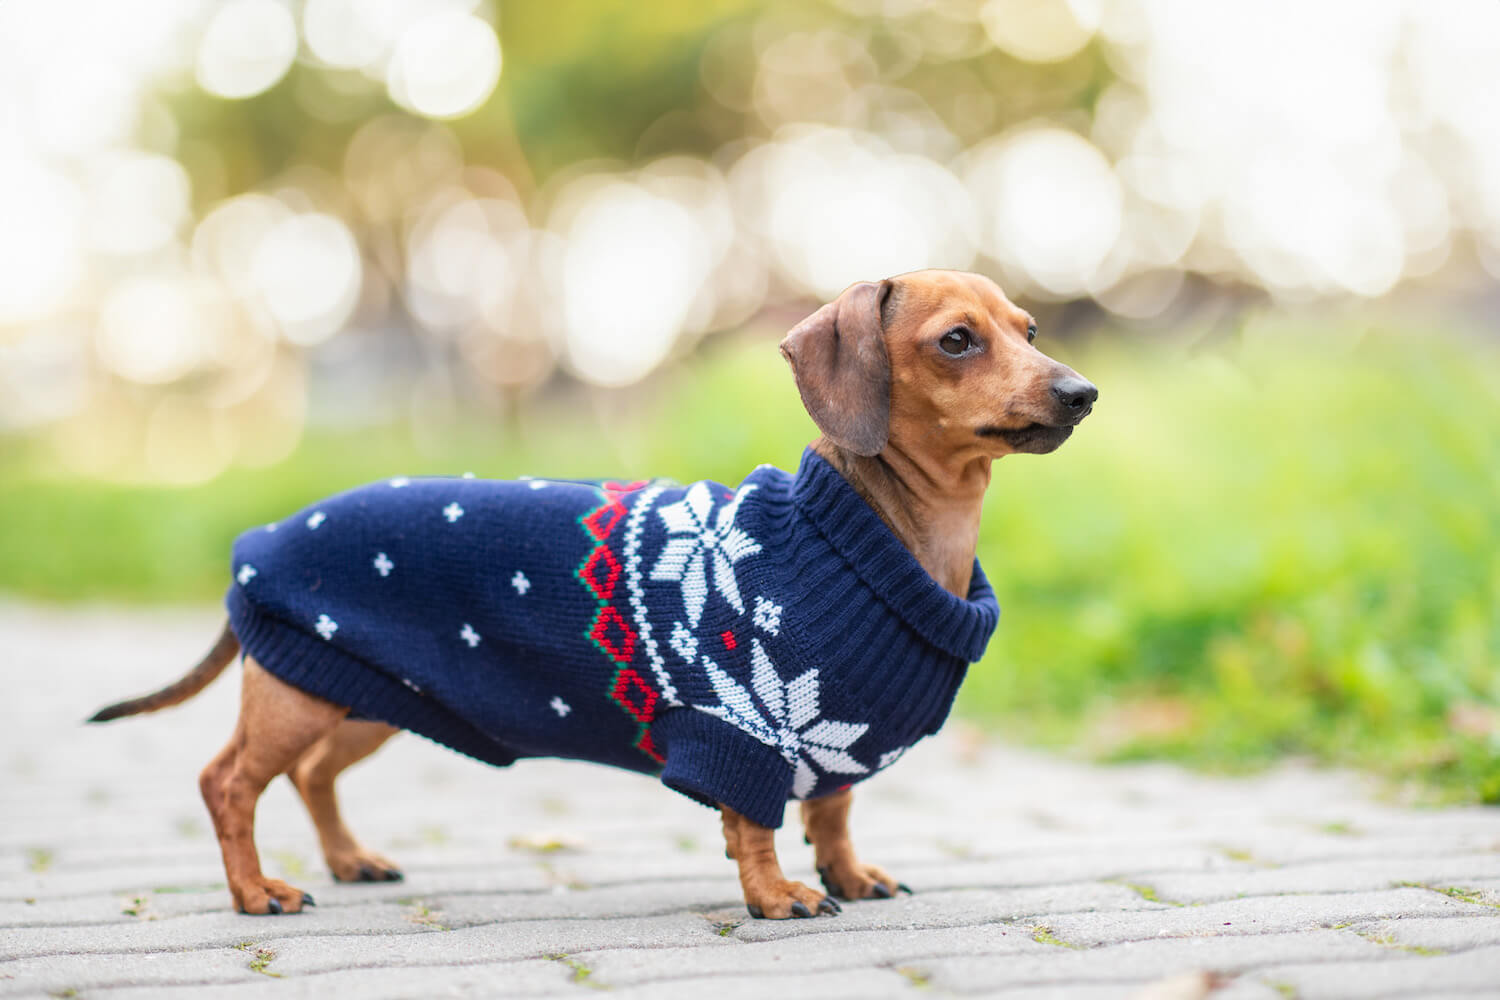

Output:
xmin=651 ymin=709 xmax=793 ymax=829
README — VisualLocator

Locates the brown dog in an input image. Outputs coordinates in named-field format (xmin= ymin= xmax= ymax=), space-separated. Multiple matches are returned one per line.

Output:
xmin=89 ymin=268 xmax=1095 ymax=920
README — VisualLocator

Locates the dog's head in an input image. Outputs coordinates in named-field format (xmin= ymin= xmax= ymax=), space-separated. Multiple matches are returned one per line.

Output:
xmin=780 ymin=269 xmax=1097 ymax=460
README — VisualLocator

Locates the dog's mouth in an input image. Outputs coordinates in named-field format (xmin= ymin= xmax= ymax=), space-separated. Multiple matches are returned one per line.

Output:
xmin=975 ymin=422 xmax=1076 ymax=453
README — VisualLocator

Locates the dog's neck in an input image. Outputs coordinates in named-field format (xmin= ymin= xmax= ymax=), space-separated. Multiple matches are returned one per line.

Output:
xmin=812 ymin=439 xmax=991 ymax=598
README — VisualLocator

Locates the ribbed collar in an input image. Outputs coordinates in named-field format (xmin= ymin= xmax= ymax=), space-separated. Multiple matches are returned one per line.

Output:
xmin=788 ymin=447 xmax=1001 ymax=663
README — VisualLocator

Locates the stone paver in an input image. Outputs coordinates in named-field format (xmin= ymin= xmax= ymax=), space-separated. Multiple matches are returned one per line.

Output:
xmin=3 ymin=604 xmax=1500 ymax=999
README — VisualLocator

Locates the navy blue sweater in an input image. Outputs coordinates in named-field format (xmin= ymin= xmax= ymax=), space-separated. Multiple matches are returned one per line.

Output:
xmin=226 ymin=448 xmax=1000 ymax=828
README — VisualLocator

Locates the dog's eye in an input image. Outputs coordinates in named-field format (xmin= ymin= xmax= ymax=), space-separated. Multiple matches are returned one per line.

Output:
xmin=1026 ymin=323 xmax=1037 ymax=344
xmin=939 ymin=328 xmax=972 ymax=356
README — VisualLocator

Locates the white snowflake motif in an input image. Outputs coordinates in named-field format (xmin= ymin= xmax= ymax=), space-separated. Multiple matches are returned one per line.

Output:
xmin=877 ymin=747 xmax=906 ymax=771
xmin=373 ymin=552 xmax=394 ymax=577
xmin=549 ymin=696 xmax=571 ymax=718
xmin=752 ymin=596 xmax=782 ymax=636
xmin=236 ymin=564 xmax=257 ymax=586
xmin=668 ymin=621 xmax=698 ymax=663
xmin=459 ymin=623 xmax=481 ymax=647
xmin=442 ymin=502 xmax=464 ymax=523
xmin=528 ymin=481 xmax=548 ymax=490
xmin=264 ymin=523 xmax=278 ymax=533
xmin=696 ymin=638 xmax=870 ymax=799
xmin=306 ymin=510 xmax=326 ymax=530
xmin=314 ymin=614 xmax=338 ymax=640
xmin=650 ymin=482 xmax=762 ymax=627
xmin=389 ymin=477 xmax=410 ymax=489
xmin=462 ymin=471 xmax=475 ymax=479
xmin=511 ymin=571 xmax=531 ymax=595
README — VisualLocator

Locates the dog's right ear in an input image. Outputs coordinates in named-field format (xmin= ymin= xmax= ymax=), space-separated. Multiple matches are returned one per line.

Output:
xmin=779 ymin=280 xmax=892 ymax=457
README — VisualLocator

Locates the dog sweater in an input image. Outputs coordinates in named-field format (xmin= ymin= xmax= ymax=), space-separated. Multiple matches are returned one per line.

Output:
xmin=226 ymin=448 xmax=1000 ymax=829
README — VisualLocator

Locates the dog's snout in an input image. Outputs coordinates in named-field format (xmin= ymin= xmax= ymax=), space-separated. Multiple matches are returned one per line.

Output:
xmin=1050 ymin=376 xmax=1098 ymax=416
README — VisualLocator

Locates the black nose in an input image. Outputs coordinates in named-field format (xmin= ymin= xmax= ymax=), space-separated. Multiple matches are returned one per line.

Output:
xmin=1051 ymin=376 xmax=1098 ymax=414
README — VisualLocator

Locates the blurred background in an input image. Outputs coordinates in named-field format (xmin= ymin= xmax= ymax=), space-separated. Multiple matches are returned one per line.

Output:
xmin=1 ymin=0 xmax=1495 ymax=800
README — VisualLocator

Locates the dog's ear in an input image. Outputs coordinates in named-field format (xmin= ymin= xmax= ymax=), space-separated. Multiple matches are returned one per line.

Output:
xmin=779 ymin=280 xmax=892 ymax=457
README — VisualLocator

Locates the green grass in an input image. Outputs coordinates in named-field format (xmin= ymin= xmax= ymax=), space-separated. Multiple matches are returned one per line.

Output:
xmin=3 ymin=317 xmax=1497 ymax=800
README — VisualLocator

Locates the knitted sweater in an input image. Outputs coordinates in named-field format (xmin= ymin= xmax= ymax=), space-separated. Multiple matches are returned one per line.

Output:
xmin=226 ymin=448 xmax=1000 ymax=829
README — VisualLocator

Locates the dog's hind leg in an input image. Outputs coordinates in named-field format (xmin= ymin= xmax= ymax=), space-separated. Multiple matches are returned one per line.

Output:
xmin=200 ymin=655 xmax=346 ymax=914
xmin=287 ymin=719 xmax=401 ymax=883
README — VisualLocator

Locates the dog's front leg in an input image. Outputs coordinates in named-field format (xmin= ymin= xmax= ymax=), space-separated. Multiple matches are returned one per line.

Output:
xmin=720 ymin=806 xmax=840 ymax=919
xmin=801 ymin=788 xmax=908 ymax=901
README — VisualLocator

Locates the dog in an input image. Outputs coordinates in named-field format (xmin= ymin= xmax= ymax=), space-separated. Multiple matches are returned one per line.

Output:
xmin=89 ymin=269 xmax=1097 ymax=920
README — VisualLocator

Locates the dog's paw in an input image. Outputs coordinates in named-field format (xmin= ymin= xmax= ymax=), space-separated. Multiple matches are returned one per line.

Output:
xmin=744 ymin=879 xmax=841 ymax=920
xmin=328 ymin=848 xmax=403 ymax=883
xmin=236 ymin=877 xmax=315 ymax=915
xmin=817 ymin=860 xmax=911 ymax=901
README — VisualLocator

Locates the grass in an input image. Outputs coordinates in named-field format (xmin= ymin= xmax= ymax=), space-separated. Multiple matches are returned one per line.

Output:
xmin=2 ymin=316 xmax=1497 ymax=800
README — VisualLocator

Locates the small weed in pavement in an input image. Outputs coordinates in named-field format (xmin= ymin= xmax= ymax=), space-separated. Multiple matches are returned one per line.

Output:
xmin=1113 ymin=880 xmax=1186 ymax=907
xmin=236 ymin=942 xmax=281 ymax=978
xmin=896 ymin=966 xmax=931 ymax=988
xmin=546 ymin=954 xmax=604 ymax=989
xmin=1354 ymin=929 xmax=1444 ymax=956
xmin=1031 ymin=925 xmax=1080 ymax=949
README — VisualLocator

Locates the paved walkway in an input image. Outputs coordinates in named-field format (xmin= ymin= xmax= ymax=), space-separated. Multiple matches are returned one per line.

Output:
xmin=2 ymin=604 xmax=1499 ymax=999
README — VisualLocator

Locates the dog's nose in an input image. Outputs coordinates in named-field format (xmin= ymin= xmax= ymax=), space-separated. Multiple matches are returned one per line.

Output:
xmin=1051 ymin=376 xmax=1098 ymax=415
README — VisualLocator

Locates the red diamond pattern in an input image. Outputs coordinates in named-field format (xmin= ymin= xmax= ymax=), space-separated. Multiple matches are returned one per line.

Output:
xmin=589 ymin=604 xmax=637 ymax=664
xmin=582 ymin=501 xmax=626 ymax=541
xmin=578 ymin=545 xmax=621 ymax=601
xmin=611 ymin=667 xmax=659 ymax=723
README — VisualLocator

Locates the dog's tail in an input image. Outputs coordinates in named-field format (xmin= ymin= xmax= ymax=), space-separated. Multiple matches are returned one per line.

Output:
xmin=87 ymin=621 xmax=240 ymax=723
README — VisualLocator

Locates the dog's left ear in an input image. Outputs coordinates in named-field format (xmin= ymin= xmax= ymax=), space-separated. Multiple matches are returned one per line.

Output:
xmin=779 ymin=280 xmax=893 ymax=457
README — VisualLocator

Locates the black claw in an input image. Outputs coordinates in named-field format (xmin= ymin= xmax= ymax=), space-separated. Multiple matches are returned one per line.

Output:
xmin=266 ymin=897 xmax=283 ymax=915
xmin=382 ymin=868 xmax=404 ymax=882
xmin=897 ymin=882 xmax=913 ymax=895
xmin=818 ymin=896 xmax=840 ymax=915
xmin=301 ymin=892 xmax=316 ymax=907
xmin=725 ymin=847 xmax=733 ymax=860
xmin=872 ymin=881 xmax=892 ymax=899
xmin=747 ymin=903 xmax=764 ymax=919
xmin=817 ymin=865 xmax=845 ymax=899
xmin=803 ymin=833 xmax=812 ymax=845
xmin=790 ymin=900 xmax=812 ymax=918
xmin=357 ymin=863 xmax=378 ymax=882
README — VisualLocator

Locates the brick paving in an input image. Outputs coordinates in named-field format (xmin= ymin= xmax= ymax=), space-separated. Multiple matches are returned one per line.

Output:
xmin=2 ymin=604 xmax=1498 ymax=999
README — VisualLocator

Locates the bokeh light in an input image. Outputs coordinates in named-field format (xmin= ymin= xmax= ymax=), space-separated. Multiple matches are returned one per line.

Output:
xmin=250 ymin=213 xmax=363 ymax=346
xmin=195 ymin=0 xmax=299 ymax=100
xmin=387 ymin=11 xmax=502 ymax=120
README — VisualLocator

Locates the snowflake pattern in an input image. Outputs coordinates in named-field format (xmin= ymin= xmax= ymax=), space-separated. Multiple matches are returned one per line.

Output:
xmin=877 ymin=747 xmax=907 ymax=770
xmin=373 ymin=552 xmax=394 ymax=577
xmin=511 ymin=571 xmax=530 ymax=595
xmin=650 ymin=482 xmax=761 ymax=627
xmin=695 ymin=638 xmax=870 ymax=798
xmin=236 ymin=564 xmax=257 ymax=586
xmin=668 ymin=621 xmax=698 ymax=662
xmin=752 ymin=596 xmax=781 ymax=636
xmin=443 ymin=502 xmax=464 ymax=523
xmin=314 ymin=614 xmax=338 ymax=640
xmin=389 ymin=477 xmax=410 ymax=488
xmin=460 ymin=623 xmax=481 ymax=647
xmin=306 ymin=511 xmax=326 ymax=530
xmin=550 ymin=696 xmax=571 ymax=717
